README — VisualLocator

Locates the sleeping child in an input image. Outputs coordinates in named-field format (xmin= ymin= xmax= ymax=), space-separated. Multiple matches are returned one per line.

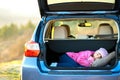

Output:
xmin=57 ymin=48 xmax=115 ymax=67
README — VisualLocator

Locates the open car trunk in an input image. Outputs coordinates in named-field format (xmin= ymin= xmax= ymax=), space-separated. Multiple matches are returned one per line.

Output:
xmin=43 ymin=18 xmax=118 ymax=70
xmin=45 ymin=39 xmax=117 ymax=69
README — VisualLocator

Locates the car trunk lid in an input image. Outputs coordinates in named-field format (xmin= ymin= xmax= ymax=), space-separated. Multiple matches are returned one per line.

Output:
xmin=38 ymin=0 xmax=120 ymax=17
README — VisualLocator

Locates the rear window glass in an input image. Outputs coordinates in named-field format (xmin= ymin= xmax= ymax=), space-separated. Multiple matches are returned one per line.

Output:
xmin=47 ymin=0 xmax=115 ymax=11
xmin=45 ymin=18 xmax=118 ymax=40
xmin=48 ymin=0 xmax=115 ymax=4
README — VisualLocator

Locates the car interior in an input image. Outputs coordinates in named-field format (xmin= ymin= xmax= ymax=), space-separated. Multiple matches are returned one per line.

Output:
xmin=44 ymin=18 xmax=118 ymax=69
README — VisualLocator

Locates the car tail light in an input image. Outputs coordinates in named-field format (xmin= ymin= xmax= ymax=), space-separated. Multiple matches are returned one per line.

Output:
xmin=24 ymin=41 xmax=40 ymax=57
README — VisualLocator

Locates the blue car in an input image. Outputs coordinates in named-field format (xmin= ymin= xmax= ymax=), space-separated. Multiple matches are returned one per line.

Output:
xmin=21 ymin=0 xmax=120 ymax=80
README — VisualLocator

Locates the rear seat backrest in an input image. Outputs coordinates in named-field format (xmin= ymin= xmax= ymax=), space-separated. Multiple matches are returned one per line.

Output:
xmin=98 ymin=23 xmax=113 ymax=35
xmin=52 ymin=25 xmax=70 ymax=39
xmin=97 ymin=23 xmax=113 ymax=38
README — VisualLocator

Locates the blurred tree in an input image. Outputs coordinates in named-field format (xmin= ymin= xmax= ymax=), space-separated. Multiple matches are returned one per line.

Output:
xmin=18 ymin=20 xmax=35 ymax=35
xmin=25 ymin=20 xmax=35 ymax=29
xmin=0 ymin=20 xmax=36 ymax=62
xmin=0 ymin=23 xmax=18 ymax=40
xmin=0 ymin=20 xmax=35 ymax=40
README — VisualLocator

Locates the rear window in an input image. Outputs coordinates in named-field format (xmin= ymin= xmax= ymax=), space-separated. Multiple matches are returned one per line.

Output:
xmin=47 ymin=0 xmax=115 ymax=11
xmin=48 ymin=0 xmax=115 ymax=4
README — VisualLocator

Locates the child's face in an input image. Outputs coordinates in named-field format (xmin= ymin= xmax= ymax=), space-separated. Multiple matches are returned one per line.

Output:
xmin=93 ymin=51 xmax=102 ymax=60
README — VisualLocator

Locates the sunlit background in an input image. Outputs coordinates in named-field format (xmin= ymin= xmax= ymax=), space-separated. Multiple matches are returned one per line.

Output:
xmin=0 ymin=0 xmax=40 ymax=79
xmin=0 ymin=0 xmax=40 ymax=27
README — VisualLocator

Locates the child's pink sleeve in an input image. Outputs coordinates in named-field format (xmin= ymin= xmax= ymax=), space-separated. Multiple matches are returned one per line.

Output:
xmin=76 ymin=51 xmax=94 ymax=67
xmin=77 ymin=57 xmax=94 ymax=67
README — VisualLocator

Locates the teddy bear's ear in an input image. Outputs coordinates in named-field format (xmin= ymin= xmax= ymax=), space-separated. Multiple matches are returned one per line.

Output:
xmin=92 ymin=51 xmax=115 ymax=67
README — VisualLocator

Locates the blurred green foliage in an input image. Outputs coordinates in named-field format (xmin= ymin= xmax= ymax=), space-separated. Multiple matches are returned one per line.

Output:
xmin=0 ymin=20 xmax=36 ymax=62
xmin=0 ymin=21 xmax=36 ymax=79
xmin=0 ymin=20 xmax=35 ymax=40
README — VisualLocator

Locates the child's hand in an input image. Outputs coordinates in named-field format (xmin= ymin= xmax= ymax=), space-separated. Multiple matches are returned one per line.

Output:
xmin=88 ymin=56 xmax=94 ymax=65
